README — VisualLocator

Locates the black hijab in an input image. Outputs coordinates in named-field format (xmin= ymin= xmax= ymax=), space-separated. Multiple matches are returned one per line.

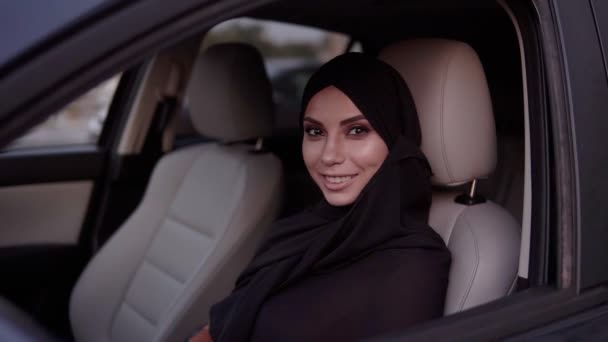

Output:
xmin=209 ymin=53 xmax=449 ymax=341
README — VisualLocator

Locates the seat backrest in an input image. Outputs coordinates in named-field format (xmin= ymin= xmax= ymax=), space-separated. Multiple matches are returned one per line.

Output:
xmin=380 ymin=39 xmax=520 ymax=314
xmin=70 ymin=43 xmax=283 ymax=342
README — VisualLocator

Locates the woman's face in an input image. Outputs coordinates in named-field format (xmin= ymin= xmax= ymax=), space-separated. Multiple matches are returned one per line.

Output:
xmin=302 ymin=86 xmax=389 ymax=206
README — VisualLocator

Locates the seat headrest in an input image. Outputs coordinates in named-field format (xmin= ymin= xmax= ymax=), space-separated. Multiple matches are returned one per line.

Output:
xmin=186 ymin=43 xmax=274 ymax=141
xmin=379 ymin=39 xmax=496 ymax=186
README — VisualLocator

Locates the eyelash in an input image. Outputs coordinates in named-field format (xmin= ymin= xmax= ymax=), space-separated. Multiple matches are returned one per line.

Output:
xmin=347 ymin=125 xmax=370 ymax=136
xmin=304 ymin=126 xmax=324 ymax=137
xmin=303 ymin=125 xmax=371 ymax=138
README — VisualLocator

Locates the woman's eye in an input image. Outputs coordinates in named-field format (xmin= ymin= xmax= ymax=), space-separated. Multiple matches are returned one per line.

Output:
xmin=305 ymin=127 xmax=323 ymax=136
xmin=348 ymin=126 xmax=369 ymax=136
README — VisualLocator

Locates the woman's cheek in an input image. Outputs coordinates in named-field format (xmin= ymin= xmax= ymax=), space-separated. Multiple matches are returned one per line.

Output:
xmin=347 ymin=137 xmax=388 ymax=169
xmin=302 ymin=139 xmax=320 ymax=172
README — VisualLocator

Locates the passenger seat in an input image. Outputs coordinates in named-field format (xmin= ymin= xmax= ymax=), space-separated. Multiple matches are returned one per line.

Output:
xmin=380 ymin=39 xmax=521 ymax=314
xmin=70 ymin=43 xmax=283 ymax=341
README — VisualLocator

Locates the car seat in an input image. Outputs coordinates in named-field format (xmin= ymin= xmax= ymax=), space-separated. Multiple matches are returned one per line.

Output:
xmin=380 ymin=39 xmax=521 ymax=314
xmin=70 ymin=43 xmax=283 ymax=341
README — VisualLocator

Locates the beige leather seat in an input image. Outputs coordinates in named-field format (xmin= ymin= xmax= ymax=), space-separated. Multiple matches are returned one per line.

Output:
xmin=380 ymin=39 xmax=520 ymax=314
xmin=70 ymin=43 xmax=283 ymax=341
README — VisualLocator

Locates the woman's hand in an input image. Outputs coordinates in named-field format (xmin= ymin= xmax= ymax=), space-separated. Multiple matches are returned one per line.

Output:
xmin=189 ymin=325 xmax=213 ymax=342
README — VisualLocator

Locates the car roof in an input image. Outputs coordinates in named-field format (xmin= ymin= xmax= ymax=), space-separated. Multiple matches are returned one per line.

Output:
xmin=250 ymin=0 xmax=501 ymax=47
xmin=0 ymin=0 xmax=506 ymax=72
xmin=0 ymin=0 xmax=112 ymax=69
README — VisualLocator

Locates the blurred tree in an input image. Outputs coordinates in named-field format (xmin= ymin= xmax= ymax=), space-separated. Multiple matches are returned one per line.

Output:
xmin=202 ymin=23 xmax=319 ymax=58
xmin=203 ymin=23 xmax=265 ymax=48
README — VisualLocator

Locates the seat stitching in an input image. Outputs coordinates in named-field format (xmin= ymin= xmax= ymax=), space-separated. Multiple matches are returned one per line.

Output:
xmin=122 ymin=300 xmax=157 ymax=327
xmin=456 ymin=212 xmax=480 ymax=311
xmin=145 ymin=220 xmax=212 ymax=284
xmin=143 ymin=258 xmax=186 ymax=285
xmin=166 ymin=213 xmax=215 ymax=239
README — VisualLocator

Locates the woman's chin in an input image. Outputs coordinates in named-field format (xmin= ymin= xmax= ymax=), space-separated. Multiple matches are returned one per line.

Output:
xmin=323 ymin=191 xmax=357 ymax=207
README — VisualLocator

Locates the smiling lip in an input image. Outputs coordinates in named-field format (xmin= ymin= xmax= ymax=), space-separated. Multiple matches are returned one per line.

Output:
xmin=320 ymin=173 xmax=358 ymax=191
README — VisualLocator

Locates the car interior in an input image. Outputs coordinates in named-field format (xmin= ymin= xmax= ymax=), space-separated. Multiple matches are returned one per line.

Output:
xmin=0 ymin=0 xmax=532 ymax=341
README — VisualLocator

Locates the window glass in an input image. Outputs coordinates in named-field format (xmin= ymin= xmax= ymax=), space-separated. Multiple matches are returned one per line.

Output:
xmin=5 ymin=75 xmax=120 ymax=150
xmin=176 ymin=18 xmax=350 ymax=137
xmin=349 ymin=41 xmax=363 ymax=52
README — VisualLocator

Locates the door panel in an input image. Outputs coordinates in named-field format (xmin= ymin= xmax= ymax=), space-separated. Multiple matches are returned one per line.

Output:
xmin=0 ymin=73 xmax=123 ymax=336
xmin=0 ymin=146 xmax=104 ymax=336
xmin=0 ymin=180 xmax=93 ymax=247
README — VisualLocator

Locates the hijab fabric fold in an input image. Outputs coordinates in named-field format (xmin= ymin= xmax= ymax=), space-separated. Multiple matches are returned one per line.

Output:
xmin=209 ymin=53 xmax=450 ymax=341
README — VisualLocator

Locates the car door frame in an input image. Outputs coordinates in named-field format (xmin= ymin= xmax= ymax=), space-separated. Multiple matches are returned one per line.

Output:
xmin=0 ymin=59 xmax=146 ymax=335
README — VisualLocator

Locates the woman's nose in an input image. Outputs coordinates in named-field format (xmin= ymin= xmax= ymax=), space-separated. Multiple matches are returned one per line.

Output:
xmin=321 ymin=138 xmax=345 ymax=165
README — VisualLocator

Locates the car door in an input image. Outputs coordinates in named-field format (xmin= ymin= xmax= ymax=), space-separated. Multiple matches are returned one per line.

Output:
xmin=0 ymin=2 xmax=246 ymax=338
xmin=0 ymin=68 xmax=146 ymax=333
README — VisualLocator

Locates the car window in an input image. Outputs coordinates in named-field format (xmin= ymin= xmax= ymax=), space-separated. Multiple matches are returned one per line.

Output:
xmin=175 ymin=18 xmax=350 ymax=138
xmin=4 ymin=75 xmax=120 ymax=150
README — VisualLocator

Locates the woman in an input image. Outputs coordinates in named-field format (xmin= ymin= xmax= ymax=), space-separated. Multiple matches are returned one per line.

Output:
xmin=192 ymin=53 xmax=451 ymax=342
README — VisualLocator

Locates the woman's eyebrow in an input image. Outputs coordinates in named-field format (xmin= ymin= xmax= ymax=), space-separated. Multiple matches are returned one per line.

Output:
xmin=303 ymin=117 xmax=323 ymax=125
xmin=339 ymin=115 xmax=366 ymax=126
xmin=303 ymin=115 xmax=366 ymax=126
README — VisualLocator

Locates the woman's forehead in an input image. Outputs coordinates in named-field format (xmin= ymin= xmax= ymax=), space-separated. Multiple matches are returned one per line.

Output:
xmin=303 ymin=86 xmax=366 ymax=122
